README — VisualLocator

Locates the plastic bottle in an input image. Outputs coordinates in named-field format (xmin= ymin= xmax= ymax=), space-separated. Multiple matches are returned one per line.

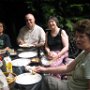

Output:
xmin=3 ymin=51 xmax=13 ymax=73
xmin=6 ymin=61 xmax=13 ymax=73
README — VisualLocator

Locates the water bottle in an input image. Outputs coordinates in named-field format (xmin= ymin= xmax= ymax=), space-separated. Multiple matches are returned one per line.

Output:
xmin=3 ymin=51 xmax=13 ymax=73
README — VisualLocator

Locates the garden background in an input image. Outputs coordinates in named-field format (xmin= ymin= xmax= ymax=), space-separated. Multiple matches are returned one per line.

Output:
xmin=0 ymin=0 xmax=89 ymax=57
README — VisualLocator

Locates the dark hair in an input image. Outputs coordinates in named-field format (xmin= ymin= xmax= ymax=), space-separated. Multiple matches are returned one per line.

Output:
xmin=0 ymin=21 xmax=6 ymax=30
xmin=74 ymin=19 xmax=90 ymax=39
xmin=0 ymin=21 xmax=4 ymax=25
xmin=48 ymin=16 xmax=59 ymax=27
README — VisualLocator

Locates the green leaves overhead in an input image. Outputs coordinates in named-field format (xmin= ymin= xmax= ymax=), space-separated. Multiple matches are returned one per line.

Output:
xmin=25 ymin=0 xmax=90 ymax=31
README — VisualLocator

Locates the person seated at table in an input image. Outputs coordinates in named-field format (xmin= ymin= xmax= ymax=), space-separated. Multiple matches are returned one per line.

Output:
xmin=34 ymin=19 xmax=90 ymax=90
xmin=44 ymin=16 xmax=69 ymax=79
xmin=0 ymin=21 xmax=12 ymax=51
xmin=0 ymin=63 xmax=10 ymax=90
xmin=17 ymin=13 xmax=45 ymax=48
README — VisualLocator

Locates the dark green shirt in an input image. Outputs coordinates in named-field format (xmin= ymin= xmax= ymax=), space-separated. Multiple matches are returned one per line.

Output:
xmin=0 ymin=34 xmax=12 ymax=49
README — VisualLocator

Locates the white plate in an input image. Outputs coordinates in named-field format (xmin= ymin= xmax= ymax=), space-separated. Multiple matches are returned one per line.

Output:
xmin=25 ymin=66 xmax=35 ymax=71
xmin=18 ymin=51 xmax=37 ymax=58
xmin=19 ymin=44 xmax=34 ymax=48
xmin=11 ymin=58 xmax=31 ymax=66
xmin=15 ymin=73 xmax=42 ymax=85
xmin=10 ymin=52 xmax=17 ymax=56
xmin=41 ymin=57 xmax=51 ymax=66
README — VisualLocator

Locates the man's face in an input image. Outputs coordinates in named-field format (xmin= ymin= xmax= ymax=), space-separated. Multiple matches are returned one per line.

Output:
xmin=25 ymin=14 xmax=35 ymax=29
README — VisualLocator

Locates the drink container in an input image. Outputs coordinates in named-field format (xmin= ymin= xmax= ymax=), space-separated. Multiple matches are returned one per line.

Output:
xmin=3 ymin=51 xmax=13 ymax=73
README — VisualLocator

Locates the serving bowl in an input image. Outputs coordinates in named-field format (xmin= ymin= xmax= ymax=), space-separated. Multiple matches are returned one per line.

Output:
xmin=4 ymin=72 xmax=16 ymax=88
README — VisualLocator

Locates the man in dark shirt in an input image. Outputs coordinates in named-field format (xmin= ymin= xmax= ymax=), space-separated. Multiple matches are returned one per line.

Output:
xmin=0 ymin=22 xmax=12 ymax=50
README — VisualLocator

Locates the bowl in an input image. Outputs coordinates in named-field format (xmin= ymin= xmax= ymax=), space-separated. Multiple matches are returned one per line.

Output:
xmin=31 ymin=58 xmax=40 ymax=63
xmin=3 ymin=72 xmax=16 ymax=88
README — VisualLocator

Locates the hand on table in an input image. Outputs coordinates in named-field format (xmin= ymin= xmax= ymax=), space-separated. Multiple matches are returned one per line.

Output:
xmin=34 ymin=66 xmax=46 ymax=73
xmin=47 ymin=51 xmax=59 ymax=60
xmin=25 ymin=66 xmax=36 ymax=74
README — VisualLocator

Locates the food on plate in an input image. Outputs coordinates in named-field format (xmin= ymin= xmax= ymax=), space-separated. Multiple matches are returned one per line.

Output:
xmin=19 ymin=44 xmax=29 ymax=47
xmin=6 ymin=77 xmax=15 ymax=84
xmin=32 ymin=70 xmax=36 ymax=75
xmin=31 ymin=58 xmax=40 ymax=63
xmin=25 ymin=66 xmax=36 ymax=75
xmin=4 ymin=72 xmax=16 ymax=84
xmin=19 ymin=44 xmax=34 ymax=47
xmin=0 ymin=49 xmax=5 ymax=54
xmin=0 ymin=49 xmax=17 ymax=56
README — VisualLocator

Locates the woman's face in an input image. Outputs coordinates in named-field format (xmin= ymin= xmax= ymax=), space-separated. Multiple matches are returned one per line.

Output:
xmin=75 ymin=31 xmax=90 ymax=51
xmin=48 ymin=19 xmax=57 ymax=30
xmin=0 ymin=23 xmax=4 ymax=33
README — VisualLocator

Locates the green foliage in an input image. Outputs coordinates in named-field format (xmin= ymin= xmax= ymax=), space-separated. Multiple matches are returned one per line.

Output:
xmin=25 ymin=0 xmax=90 ymax=31
xmin=65 ymin=19 xmax=73 ymax=31
xmin=42 ymin=4 xmax=56 ymax=19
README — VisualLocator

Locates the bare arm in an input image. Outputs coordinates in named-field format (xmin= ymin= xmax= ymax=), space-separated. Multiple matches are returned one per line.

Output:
xmin=45 ymin=33 xmax=51 ymax=54
xmin=17 ymin=38 xmax=25 ymax=45
xmin=4 ymin=47 xmax=11 ymax=51
xmin=58 ymin=30 xmax=69 ymax=57
xmin=17 ymin=28 xmax=25 ymax=45
xmin=35 ymin=59 xmax=76 ymax=74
